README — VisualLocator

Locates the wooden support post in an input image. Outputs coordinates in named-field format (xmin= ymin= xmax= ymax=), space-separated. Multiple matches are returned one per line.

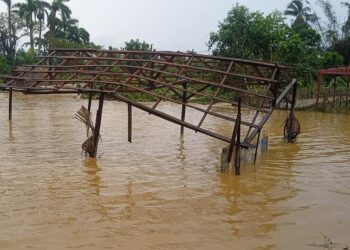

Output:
xmin=234 ymin=98 xmax=241 ymax=176
xmin=181 ymin=82 xmax=187 ymax=134
xmin=272 ymin=66 xmax=280 ymax=107
xmin=227 ymin=97 xmax=241 ymax=175
xmin=128 ymin=103 xmax=132 ymax=143
xmin=316 ymin=73 xmax=322 ymax=106
xmin=48 ymin=57 xmax=53 ymax=80
xmin=9 ymin=87 xmax=12 ymax=121
xmin=346 ymin=76 xmax=349 ymax=109
xmin=333 ymin=77 xmax=337 ymax=107
xmin=91 ymin=92 xmax=104 ymax=157
xmin=87 ymin=83 xmax=93 ymax=113
xmin=287 ymin=83 xmax=297 ymax=143
xmin=290 ymin=81 xmax=297 ymax=112
xmin=254 ymin=129 xmax=261 ymax=165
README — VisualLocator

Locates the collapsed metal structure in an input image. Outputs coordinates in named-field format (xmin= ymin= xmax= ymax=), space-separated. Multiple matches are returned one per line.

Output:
xmin=0 ymin=49 xmax=297 ymax=174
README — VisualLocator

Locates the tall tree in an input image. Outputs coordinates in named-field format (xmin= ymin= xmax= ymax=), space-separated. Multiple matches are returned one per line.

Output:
xmin=47 ymin=0 xmax=71 ymax=48
xmin=0 ymin=12 xmax=28 ymax=58
xmin=1 ymin=0 xmax=12 ymax=57
xmin=36 ymin=0 xmax=49 ymax=53
xmin=284 ymin=0 xmax=316 ymax=29
xmin=14 ymin=0 xmax=38 ymax=50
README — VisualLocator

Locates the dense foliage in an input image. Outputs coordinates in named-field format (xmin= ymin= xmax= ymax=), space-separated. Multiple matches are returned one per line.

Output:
xmin=208 ymin=0 xmax=350 ymax=85
xmin=0 ymin=0 xmax=95 ymax=74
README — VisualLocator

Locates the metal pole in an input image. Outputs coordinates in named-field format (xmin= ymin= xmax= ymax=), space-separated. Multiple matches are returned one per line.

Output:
xmin=92 ymin=92 xmax=104 ymax=157
xmin=9 ymin=87 xmax=12 ymax=121
xmin=128 ymin=103 xmax=132 ymax=143
xmin=181 ymin=82 xmax=187 ymax=134
xmin=235 ymin=97 xmax=241 ymax=175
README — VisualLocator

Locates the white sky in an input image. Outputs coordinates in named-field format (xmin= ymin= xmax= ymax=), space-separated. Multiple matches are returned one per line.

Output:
xmin=0 ymin=0 xmax=347 ymax=52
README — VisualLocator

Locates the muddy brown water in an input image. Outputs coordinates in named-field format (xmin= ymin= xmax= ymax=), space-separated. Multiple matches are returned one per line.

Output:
xmin=0 ymin=93 xmax=349 ymax=250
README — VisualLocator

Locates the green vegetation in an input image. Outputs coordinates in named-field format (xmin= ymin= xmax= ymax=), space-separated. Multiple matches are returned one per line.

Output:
xmin=0 ymin=0 xmax=95 ymax=75
xmin=208 ymin=1 xmax=350 ymax=86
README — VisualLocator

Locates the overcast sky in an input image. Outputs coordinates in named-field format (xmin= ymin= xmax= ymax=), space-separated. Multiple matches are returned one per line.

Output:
xmin=0 ymin=0 xmax=347 ymax=52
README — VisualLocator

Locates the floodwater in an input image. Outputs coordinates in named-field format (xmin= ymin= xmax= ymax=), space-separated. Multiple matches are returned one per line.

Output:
xmin=0 ymin=93 xmax=349 ymax=250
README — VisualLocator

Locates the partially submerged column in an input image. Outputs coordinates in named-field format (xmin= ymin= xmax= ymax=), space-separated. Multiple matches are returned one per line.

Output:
xmin=222 ymin=98 xmax=242 ymax=175
xmin=91 ymin=92 xmax=105 ymax=157
xmin=87 ymin=83 xmax=93 ymax=113
xmin=284 ymin=82 xmax=300 ymax=143
xmin=128 ymin=103 xmax=132 ymax=143
xmin=9 ymin=87 xmax=13 ymax=121
xmin=346 ymin=76 xmax=349 ymax=109
xmin=180 ymin=82 xmax=187 ymax=135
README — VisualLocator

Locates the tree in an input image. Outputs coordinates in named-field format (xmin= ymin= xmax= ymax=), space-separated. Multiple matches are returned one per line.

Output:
xmin=123 ymin=39 xmax=153 ymax=51
xmin=78 ymin=27 xmax=90 ymax=44
xmin=284 ymin=0 xmax=316 ymax=29
xmin=47 ymin=0 xmax=71 ymax=48
xmin=14 ymin=0 xmax=40 ymax=50
xmin=36 ymin=0 xmax=50 ymax=53
xmin=208 ymin=5 xmax=320 ymax=63
xmin=0 ymin=12 xmax=27 ymax=58
xmin=1 ymin=0 xmax=12 ymax=57
xmin=208 ymin=4 xmax=324 ymax=85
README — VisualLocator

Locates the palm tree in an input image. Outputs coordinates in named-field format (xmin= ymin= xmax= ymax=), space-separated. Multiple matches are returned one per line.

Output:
xmin=14 ymin=0 xmax=38 ymax=50
xmin=47 ymin=0 xmax=71 ymax=48
xmin=36 ymin=0 xmax=50 ymax=53
xmin=284 ymin=0 xmax=315 ymax=28
xmin=59 ymin=16 xmax=78 ymax=36
xmin=78 ymin=27 xmax=90 ymax=44
xmin=1 ymin=0 xmax=12 ymax=57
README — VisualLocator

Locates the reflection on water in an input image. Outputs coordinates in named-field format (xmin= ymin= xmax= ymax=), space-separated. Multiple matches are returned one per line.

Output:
xmin=0 ymin=93 xmax=349 ymax=249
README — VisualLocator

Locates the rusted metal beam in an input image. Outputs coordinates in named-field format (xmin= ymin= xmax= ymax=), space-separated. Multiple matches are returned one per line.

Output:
xmin=5 ymin=77 xmax=269 ymax=113
xmin=197 ymin=61 xmax=234 ymax=128
xmin=47 ymin=49 xmax=286 ymax=68
xmin=35 ymin=55 xmax=279 ymax=84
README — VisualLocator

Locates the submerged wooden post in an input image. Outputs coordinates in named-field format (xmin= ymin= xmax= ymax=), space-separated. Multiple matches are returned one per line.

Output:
xmin=286 ymin=82 xmax=297 ymax=142
xmin=346 ymin=76 xmax=349 ymax=109
xmin=234 ymin=98 xmax=241 ymax=175
xmin=253 ymin=129 xmax=261 ymax=165
xmin=9 ymin=87 xmax=13 ymax=120
xmin=333 ymin=77 xmax=337 ymax=107
xmin=91 ymin=92 xmax=105 ymax=157
xmin=128 ymin=103 xmax=132 ymax=143
xmin=87 ymin=83 xmax=93 ymax=113
xmin=226 ymin=98 xmax=242 ymax=175
xmin=181 ymin=82 xmax=187 ymax=134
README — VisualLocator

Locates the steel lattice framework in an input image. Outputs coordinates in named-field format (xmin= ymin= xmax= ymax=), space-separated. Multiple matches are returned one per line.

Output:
xmin=0 ymin=49 xmax=297 ymax=171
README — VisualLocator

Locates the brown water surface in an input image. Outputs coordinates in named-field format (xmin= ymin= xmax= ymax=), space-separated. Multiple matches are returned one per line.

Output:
xmin=0 ymin=94 xmax=349 ymax=249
